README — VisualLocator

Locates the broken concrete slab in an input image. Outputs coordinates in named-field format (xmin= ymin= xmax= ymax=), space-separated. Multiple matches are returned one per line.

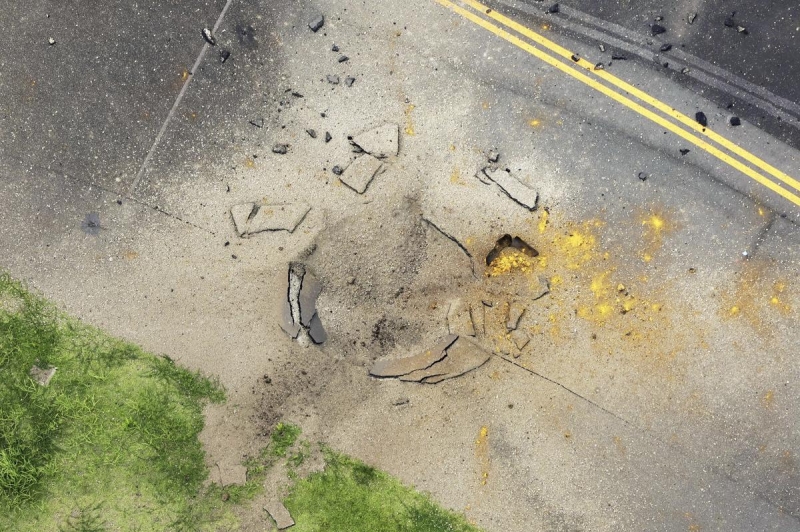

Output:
xmin=29 ymin=365 xmax=56 ymax=386
xmin=279 ymin=299 xmax=301 ymax=339
xmin=340 ymin=154 xmax=383 ymax=194
xmin=482 ymin=168 xmax=539 ymax=211
xmin=447 ymin=299 xmax=475 ymax=337
xmin=349 ymin=123 xmax=399 ymax=158
xmin=218 ymin=463 xmax=247 ymax=486
xmin=298 ymin=272 xmax=322 ymax=327
xmin=400 ymin=337 xmax=490 ymax=383
xmin=510 ymin=329 xmax=530 ymax=351
xmin=231 ymin=203 xmax=310 ymax=237
xmin=507 ymin=302 xmax=525 ymax=331
xmin=308 ymin=312 xmax=327 ymax=344
xmin=370 ymin=335 xmax=457 ymax=378
xmin=265 ymin=501 xmax=295 ymax=530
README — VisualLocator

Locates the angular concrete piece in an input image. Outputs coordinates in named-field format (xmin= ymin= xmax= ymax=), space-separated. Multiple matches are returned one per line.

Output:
xmin=308 ymin=312 xmax=327 ymax=344
xmin=400 ymin=337 xmax=491 ymax=383
xmin=298 ymin=273 xmax=322 ymax=327
xmin=507 ymin=302 xmax=526 ymax=331
xmin=370 ymin=335 xmax=458 ymax=377
xmin=279 ymin=270 xmax=301 ymax=338
xmin=30 ymin=365 xmax=57 ymax=386
xmin=447 ymin=299 xmax=475 ymax=337
xmin=483 ymin=168 xmax=539 ymax=211
xmin=265 ymin=500 xmax=295 ymax=529
xmin=231 ymin=203 xmax=310 ymax=237
xmin=340 ymin=155 xmax=383 ymax=194
xmin=350 ymin=123 xmax=399 ymax=158
xmin=470 ymin=303 xmax=485 ymax=337
xmin=510 ymin=329 xmax=530 ymax=351
xmin=218 ymin=463 xmax=247 ymax=486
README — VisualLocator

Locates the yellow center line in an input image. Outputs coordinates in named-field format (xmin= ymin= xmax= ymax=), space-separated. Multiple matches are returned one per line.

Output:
xmin=462 ymin=0 xmax=800 ymax=196
xmin=434 ymin=0 xmax=800 ymax=207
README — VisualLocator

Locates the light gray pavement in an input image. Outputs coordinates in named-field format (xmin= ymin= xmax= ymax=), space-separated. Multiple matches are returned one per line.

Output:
xmin=1 ymin=0 xmax=799 ymax=530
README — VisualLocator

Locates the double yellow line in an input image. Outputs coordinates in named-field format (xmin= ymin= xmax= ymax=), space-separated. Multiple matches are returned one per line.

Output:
xmin=436 ymin=0 xmax=800 ymax=207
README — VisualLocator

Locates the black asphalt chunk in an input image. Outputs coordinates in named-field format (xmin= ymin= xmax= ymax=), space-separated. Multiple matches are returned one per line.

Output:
xmin=272 ymin=144 xmax=288 ymax=154
xmin=594 ymin=62 xmax=604 ymax=70
xmin=326 ymin=74 xmax=340 ymax=84
xmin=338 ymin=55 xmax=349 ymax=63
xmin=291 ymin=91 xmax=304 ymax=98
xmin=308 ymin=15 xmax=324 ymax=32
xmin=729 ymin=116 xmax=742 ymax=126
xmin=325 ymin=132 xmax=332 ymax=143
xmin=680 ymin=149 xmax=691 ymax=155
xmin=344 ymin=76 xmax=356 ymax=87
xmin=687 ymin=12 xmax=697 ymax=24
xmin=612 ymin=53 xmax=627 ymax=60
xmin=306 ymin=129 xmax=317 ymax=138
xmin=660 ymin=43 xmax=672 ymax=52
xmin=571 ymin=54 xmax=579 ymax=62
xmin=202 ymin=28 xmax=216 ymax=46
xmin=695 ymin=111 xmax=708 ymax=126
xmin=331 ymin=43 xmax=339 ymax=52
xmin=249 ymin=118 xmax=264 ymax=128
xmin=637 ymin=171 xmax=649 ymax=181
xmin=651 ymin=24 xmax=666 ymax=35
xmin=220 ymin=50 xmax=230 ymax=63
xmin=548 ymin=3 xmax=559 ymax=14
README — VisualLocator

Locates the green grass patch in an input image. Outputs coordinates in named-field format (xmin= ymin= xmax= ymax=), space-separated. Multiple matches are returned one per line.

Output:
xmin=284 ymin=448 xmax=481 ymax=532
xmin=0 ymin=273 xmax=227 ymax=531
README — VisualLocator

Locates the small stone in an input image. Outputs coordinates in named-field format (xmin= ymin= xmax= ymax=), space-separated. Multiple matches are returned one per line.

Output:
xmin=660 ymin=43 xmax=672 ymax=52
xmin=510 ymin=330 xmax=530 ymax=350
xmin=487 ymin=149 xmax=499 ymax=163
xmin=116 ymin=199 xmax=123 ymax=205
xmin=729 ymin=116 xmax=741 ymax=126
xmin=599 ymin=44 xmax=606 ymax=52
xmin=695 ymin=111 xmax=708 ymax=127
xmin=202 ymin=28 xmax=217 ymax=46
xmin=265 ymin=501 xmax=295 ymax=530
xmin=688 ymin=12 xmax=697 ymax=24
xmin=338 ymin=55 xmax=349 ymax=63
xmin=611 ymin=53 xmax=627 ymax=60
xmin=651 ymin=24 xmax=666 ymax=35
xmin=324 ymin=131 xmax=332 ymax=143
xmin=737 ymin=26 xmax=748 ymax=34
xmin=662 ymin=62 xmax=669 ymax=68
xmin=680 ymin=148 xmax=691 ymax=155
xmin=344 ymin=76 xmax=356 ymax=87
xmin=221 ymin=492 xmax=230 ymax=502
xmin=594 ymin=62 xmax=604 ymax=70
xmin=220 ymin=50 xmax=231 ymax=63
xmin=654 ymin=16 xmax=663 ymax=22
xmin=570 ymin=54 xmax=579 ymax=62
xmin=306 ymin=129 xmax=317 ymax=138
xmin=332 ymin=165 xmax=343 ymax=175
xmin=308 ymin=15 xmax=324 ymax=32
xmin=681 ymin=67 xmax=690 ymax=74
xmin=272 ymin=143 xmax=288 ymax=154
xmin=507 ymin=302 xmax=526 ymax=331
xmin=331 ymin=43 xmax=340 ymax=52
xmin=638 ymin=171 xmax=649 ymax=181
xmin=48 ymin=37 xmax=56 ymax=45
xmin=548 ymin=3 xmax=559 ymax=14
xmin=326 ymin=74 xmax=340 ymax=84
xmin=291 ymin=91 xmax=304 ymax=98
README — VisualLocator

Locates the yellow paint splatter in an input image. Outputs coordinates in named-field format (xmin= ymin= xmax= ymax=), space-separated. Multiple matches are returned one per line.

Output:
xmin=404 ymin=104 xmax=415 ymax=136
xmin=487 ymin=250 xmax=534 ymax=277
xmin=762 ymin=390 xmax=775 ymax=409
xmin=528 ymin=118 xmax=541 ymax=128
xmin=538 ymin=209 xmax=549 ymax=234
xmin=475 ymin=426 xmax=490 ymax=486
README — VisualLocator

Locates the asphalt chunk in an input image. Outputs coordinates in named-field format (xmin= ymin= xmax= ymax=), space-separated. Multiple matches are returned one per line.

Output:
xmin=548 ymin=3 xmax=559 ymax=14
xmin=324 ymin=131 xmax=332 ymax=143
xmin=651 ymin=24 xmax=666 ymax=35
xmin=695 ymin=111 xmax=708 ymax=127
xmin=220 ymin=50 xmax=230 ymax=63
xmin=338 ymin=55 xmax=349 ymax=63
xmin=345 ymin=76 xmax=356 ymax=87
xmin=729 ymin=116 xmax=742 ymax=126
xmin=306 ymin=129 xmax=317 ymax=138
xmin=272 ymin=143 xmax=288 ymax=154
xmin=660 ymin=43 xmax=672 ymax=52
xmin=308 ymin=15 xmax=324 ymax=32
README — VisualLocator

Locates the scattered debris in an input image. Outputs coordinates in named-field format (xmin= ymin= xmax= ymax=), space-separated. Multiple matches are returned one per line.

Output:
xmin=344 ymin=76 xmax=356 ymax=87
xmin=487 ymin=149 xmax=500 ymax=163
xmin=687 ymin=13 xmax=697 ymax=25
xmin=349 ymin=123 xmax=399 ymax=158
xmin=230 ymin=202 xmax=310 ymax=237
xmin=326 ymin=74 xmax=340 ymax=85
xmin=202 ymin=28 xmax=217 ymax=46
xmin=48 ymin=37 xmax=56 ymax=46
xmin=306 ymin=128 xmax=317 ymax=138
xmin=548 ymin=3 xmax=559 ymax=14
xmin=340 ymin=154 xmax=384 ymax=194
xmin=651 ymin=24 xmax=666 ymax=36
xmin=30 ymin=365 xmax=56 ymax=386
xmin=655 ymin=16 xmax=663 ymax=22
xmin=220 ymin=50 xmax=231 ymax=63
xmin=272 ymin=143 xmax=289 ymax=154
xmin=680 ymin=148 xmax=691 ymax=155
xmin=324 ymin=131 xmax=332 ymax=143
xmin=506 ymin=302 xmax=526 ymax=331
xmin=265 ymin=501 xmax=295 ymax=530
xmin=338 ymin=55 xmax=349 ymax=63
xmin=486 ymin=234 xmax=539 ymax=266
xmin=331 ymin=43 xmax=340 ymax=52
xmin=510 ymin=330 xmax=530 ymax=351
xmin=480 ymin=168 xmax=539 ymax=211
xmin=660 ymin=43 xmax=672 ymax=52
xmin=695 ymin=111 xmax=708 ymax=127
xmin=729 ymin=116 xmax=741 ymax=126
xmin=370 ymin=335 xmax=456 ymax=378
xmin=638 ymin=171 xmax=649 ymax=181
xmin=279 ymin=263 xmax=327 ymax=345
xmin=217 ymin=464 xmax=247 ymax=486
xmin=308 ymin=15 xmax=324 ymax=33
xmin=249 ymin=118 xmax=264 ymax=128
xmin=447 ymin=299 xmax=475 ymax=337
xmin=81 ymin=213 xmax=102 ymax=235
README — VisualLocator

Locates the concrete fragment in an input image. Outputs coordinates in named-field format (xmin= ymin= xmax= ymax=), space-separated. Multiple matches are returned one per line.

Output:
xmin=272 ymin=144 xmax=288 ymax=154
xmin=29 ymin=365 xmax=56 ymax=386
xmin=507 ymin=302 xmax=525 ymax=331
xmin=308 ymin=312 xmax=327 ymax=344
xmin=340 ymin=154 xmax=383 ymax=194
xmin=306 ymin=129 xmax=317 ymax=138
xmin=447 ymin=299 xmax=475 ymax=337
xmin=324 ymin=131 xmax=332 ymax=143
xmin=370 ymin=335 xmax=457 ymax=378
xmin=510 ymin=330 xmax=530 ymax=351
xmin=487 ymin=149 xmax=499 ymax=163
xmin=400 ymin=337 xmax=490 ymax=383
xmin=218 ymin=464 xmax=247 ymax=486
xmin=350 ymin=123 xmax=399 ymax=158
xmin=308 ymin=15 xmax=324 ymax=32
xmin=326 ymin=74 xmax=339 ymax=85
xmin=298 ymin=273 xmax=322 ymax=327
xmin=338 ymin=55 xmax=349 ymax=63
xmin=231 ymin=203 xmax=310 ymax=237
xmin=482 ymin=168 xmax=539 ymax=211
xmin=344 ymin=76 xmax=356 ymax=87
xmin=265 ymin=501 xmax=295 ymax=530
xmin=688 ymin=12 xmax=697 ymax=24
xmin=280 ymin=299 xmax=300 ymax=338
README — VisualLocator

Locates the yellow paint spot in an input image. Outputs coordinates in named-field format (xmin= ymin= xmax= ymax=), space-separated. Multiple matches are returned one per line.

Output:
xmin=487 ymin=250 xmax=534 ymax=276
xmin=762 ymin=390 xmax=775 ymax=409
xmin=528 ymin=118 xmax=541 ymax=127
xmin=642 ymin=253 xmax=652 ymax=263
xmin=449 ymin=144 xmax=456 ymax=151
xmin=245 ymin=158 xmax=256 ymax=168
xmin=404 ymin=104 xmax=415 ymax=135
xmin=475 ymin=426 xmax=490 ymax=486
xmin=450 ymin=166 xmax=466 ymax=185
xmin=550 ymin=275 xmax=562 ymax=286
xmin=729 ymin=306 xmax=740 ymax=316
xmin=181 ymin=69 xmax=189 ymax=81
xmin=541 ymin=24 xmax=550 ymax=30
xmin=481 ymin=101 xmax=490 ymax=110
xmin=758 ymin=206 xmax=765 ymax=217
xmin=538 ymin=209 xmax=549 ymax=234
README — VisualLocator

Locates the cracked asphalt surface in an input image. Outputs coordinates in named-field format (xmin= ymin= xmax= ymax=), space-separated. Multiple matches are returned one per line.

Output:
xmin=1 ymin=1 xmax=799 ymax=530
